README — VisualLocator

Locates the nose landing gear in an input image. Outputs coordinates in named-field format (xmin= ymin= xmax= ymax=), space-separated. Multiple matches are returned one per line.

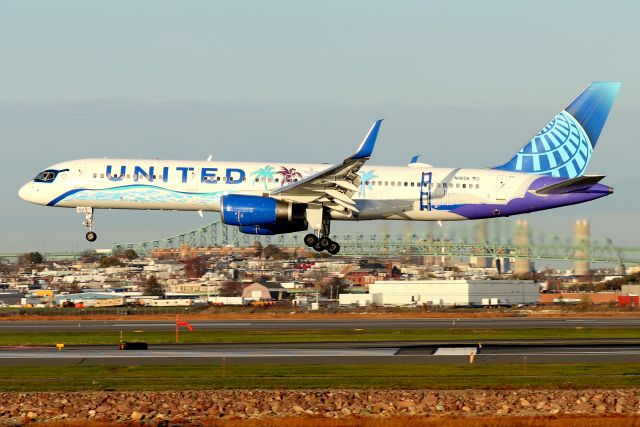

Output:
xmin=78 ymin=207 xmax=97 ymax=242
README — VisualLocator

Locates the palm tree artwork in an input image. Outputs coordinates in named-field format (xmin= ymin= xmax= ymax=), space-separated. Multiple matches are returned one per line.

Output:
xmin=358 ymin=170 xmax=378 ymax=196
xmin=250 ymin=165 xmax=276 ymax=190
xmin=277 ymin=166 xmax=303 ymax=187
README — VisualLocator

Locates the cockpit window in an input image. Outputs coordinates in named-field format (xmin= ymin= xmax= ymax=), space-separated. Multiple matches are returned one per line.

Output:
xmin=34 ymin=169 xmax=68 ymax=183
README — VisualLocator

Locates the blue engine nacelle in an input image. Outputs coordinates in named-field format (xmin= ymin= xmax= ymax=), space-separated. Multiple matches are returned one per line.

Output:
xmin=220 ymin=195 xmax=307 ymax=234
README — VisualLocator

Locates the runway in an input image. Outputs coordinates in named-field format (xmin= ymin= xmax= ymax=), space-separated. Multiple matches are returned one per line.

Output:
xmin=1 ymin=317 xmax=640 ymax=332
xmin=1 ymin=340 xmax=639 ymax=366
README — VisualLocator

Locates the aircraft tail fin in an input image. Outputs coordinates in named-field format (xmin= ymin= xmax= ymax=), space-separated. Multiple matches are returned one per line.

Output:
xmin=494 ymin=82 xmax=620 ymax=178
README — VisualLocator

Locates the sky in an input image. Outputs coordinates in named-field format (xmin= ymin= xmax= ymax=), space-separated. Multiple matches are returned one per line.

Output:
xmin=1 ymin=0 xmax=639 ymax=254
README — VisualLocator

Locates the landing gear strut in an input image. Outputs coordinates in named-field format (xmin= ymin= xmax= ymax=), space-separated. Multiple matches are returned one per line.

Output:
xmin=303 ymin=212 xmax=341 ymax=255
xmin=79 ymin=207 xmax=97 ymax=242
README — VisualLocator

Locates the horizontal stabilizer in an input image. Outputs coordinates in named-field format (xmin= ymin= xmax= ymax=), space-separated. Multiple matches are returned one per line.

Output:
xmin=535 ymin=175 xmax=605 ymax=195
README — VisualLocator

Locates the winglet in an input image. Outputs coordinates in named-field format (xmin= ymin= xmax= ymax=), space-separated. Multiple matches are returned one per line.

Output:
xmin=350 ymin=119 xmax=383 ymax=159
xmin=409 ymin=155 xmax=421 ymax=164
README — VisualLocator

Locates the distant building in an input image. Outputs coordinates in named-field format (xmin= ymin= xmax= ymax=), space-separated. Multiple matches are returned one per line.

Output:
xmin=339 ymin=279 xmax=539 ymax=307
xmin=54 ymin=292 xmax=125 ymax=307
xmin=241 ymin=282 xmax=288 ymax=301
xmin=0 ymin=291 xmax=22 ymax=306
xmin=538 ymin=292 xmax=618 ymax=305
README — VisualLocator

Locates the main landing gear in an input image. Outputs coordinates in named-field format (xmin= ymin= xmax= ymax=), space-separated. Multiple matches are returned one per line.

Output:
xmin=303 ymin=214 xmax=340 ymax=255
xmin=78 ymin=207 xmax=97 ymax=242
xmin=304 ymin=234 xmax=341 ymax=255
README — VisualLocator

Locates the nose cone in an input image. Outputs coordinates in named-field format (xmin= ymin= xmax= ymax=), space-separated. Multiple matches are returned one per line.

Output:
xmin=18 ymin=183 xmax=30 ymax=201
xmin=18 ymin=182 xmax=41 ymax=204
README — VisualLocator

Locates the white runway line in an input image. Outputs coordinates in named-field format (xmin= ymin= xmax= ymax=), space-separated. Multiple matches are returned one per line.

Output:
xmin=433 ymin=347 xmax=477 ymax=356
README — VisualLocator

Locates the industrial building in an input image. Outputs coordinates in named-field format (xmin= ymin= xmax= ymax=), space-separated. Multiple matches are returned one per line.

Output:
xmin=339 ymin=279 xmax=539 ymax=307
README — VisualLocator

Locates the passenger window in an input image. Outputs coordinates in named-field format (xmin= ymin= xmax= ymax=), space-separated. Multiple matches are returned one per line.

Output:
xmin=443 ymin=183 xmax=447 ymax=188
xmin=378 ymin=181 xmax=382 ymax=186
xmin=410 ymin=182 xmax=414 ymax=187
xmin=127 ymin=174 xmax=130 ymax=179
xmin=255 ymin=178 xmax=259 ymax=183
xmin=391 ymin=182 xmax=395 ymax=186
xmin=456 ymin=183 xmax=460 ymax=188
xmin=476 ymin=184 xmax=479 ymax=189
xmin=404 ymin=182 xmax=408 ymax=187
xmin=93 ymin=173 xmax=97 ymax=178
xmin=463 ymin=184 xmax=466 ymax=188
xmin=385 ymin=181 xmax=388 ymax=186
xmin=365 ymin=181 xmax=369 ymax=185
xmin=100 ymin=174 xmax=105 ymax=179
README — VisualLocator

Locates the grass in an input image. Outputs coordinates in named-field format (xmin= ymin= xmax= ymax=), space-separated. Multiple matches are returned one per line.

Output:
xmin=1 ymin=327 xmax=640 ymax=346
xmin=2 ymin=363 xmax=640 ymax=391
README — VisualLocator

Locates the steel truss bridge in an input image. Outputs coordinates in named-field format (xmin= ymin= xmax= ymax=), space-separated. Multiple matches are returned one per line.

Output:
xmin=106 ymin=220 xmax=640 ymax=267
xmin=3 ymin=220 xmax=639 ymax=266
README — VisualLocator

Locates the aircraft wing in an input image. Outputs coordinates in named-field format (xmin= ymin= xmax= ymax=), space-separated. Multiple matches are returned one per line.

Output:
xmin=269 ymin=119 xmax=383 ymax=216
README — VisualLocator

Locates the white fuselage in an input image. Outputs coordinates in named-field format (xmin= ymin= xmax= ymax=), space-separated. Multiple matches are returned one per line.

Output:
xmin=19 ymin=158 xmax=538 ymax=221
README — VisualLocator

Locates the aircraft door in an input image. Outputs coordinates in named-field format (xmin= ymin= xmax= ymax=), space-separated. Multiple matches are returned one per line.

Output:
xmin=73 ymin=163 xmax=86 ymax=188
xmin=496 ymin=175 xmax=513 ymax=200
xmin=187 ymin=169 xmax=198 ymax=192
xmin=419 ymin=172 xmax=432 ymax=211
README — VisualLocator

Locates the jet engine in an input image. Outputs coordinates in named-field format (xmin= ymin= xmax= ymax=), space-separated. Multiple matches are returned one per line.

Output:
xmin=220 ymin=195 xmax=307 ymax=234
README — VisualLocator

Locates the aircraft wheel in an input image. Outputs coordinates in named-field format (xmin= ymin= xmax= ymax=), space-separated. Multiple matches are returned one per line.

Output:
xmin=327 ymin=241 xmax=340 ymax=255
xmin=313 ymin=243 xmax=324 ymax=252
xmin=318 ymin=236 xmax=331 ymax=249
xmin=86 ymin=231 xmax=97 ymax=242
xmin=304 ymin=233 xmax=318 ymax=247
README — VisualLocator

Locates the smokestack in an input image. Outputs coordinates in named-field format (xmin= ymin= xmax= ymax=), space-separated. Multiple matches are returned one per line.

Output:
xmin=574 ymin=219 xmax=591 ymax=276
xmin=513 ymin=220 xmax=531 ymax=275
xmin=471 ymin=220 xmax=490 ymax=268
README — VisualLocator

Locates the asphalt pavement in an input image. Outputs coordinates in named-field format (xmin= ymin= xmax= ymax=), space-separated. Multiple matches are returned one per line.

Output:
xmin=0 ymin=317 xmax=639 ymax=332
xmin=0 ymin=340 xmax=639 ymax=366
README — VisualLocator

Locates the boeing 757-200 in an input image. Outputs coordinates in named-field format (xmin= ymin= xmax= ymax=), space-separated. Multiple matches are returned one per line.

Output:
xmin=18 ymin=82 xmax=620 ymax=254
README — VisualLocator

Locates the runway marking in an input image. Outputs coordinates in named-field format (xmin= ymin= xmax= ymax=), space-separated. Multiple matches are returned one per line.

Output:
xmin=433 ymin=347 xmax=477 ymax=356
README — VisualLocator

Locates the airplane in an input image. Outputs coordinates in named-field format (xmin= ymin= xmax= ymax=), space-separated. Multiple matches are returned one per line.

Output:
xmin=18 ymin=82 xmax=620 ymax=255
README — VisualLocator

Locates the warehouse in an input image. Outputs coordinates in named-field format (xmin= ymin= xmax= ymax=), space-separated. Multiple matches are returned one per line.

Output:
xmin=339 ymin=279 xmax=539 ymax=307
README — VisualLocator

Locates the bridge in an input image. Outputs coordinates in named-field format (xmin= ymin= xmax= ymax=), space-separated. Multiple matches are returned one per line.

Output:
xmin=2 ymin=220 xmax=639 ymax=267
xmin=108 ymin=220 xmax=640 ymax=267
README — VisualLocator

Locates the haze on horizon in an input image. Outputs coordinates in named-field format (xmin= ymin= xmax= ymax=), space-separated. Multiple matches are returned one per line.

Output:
xmin=2 ymin=1 xmax=639 ymax=253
